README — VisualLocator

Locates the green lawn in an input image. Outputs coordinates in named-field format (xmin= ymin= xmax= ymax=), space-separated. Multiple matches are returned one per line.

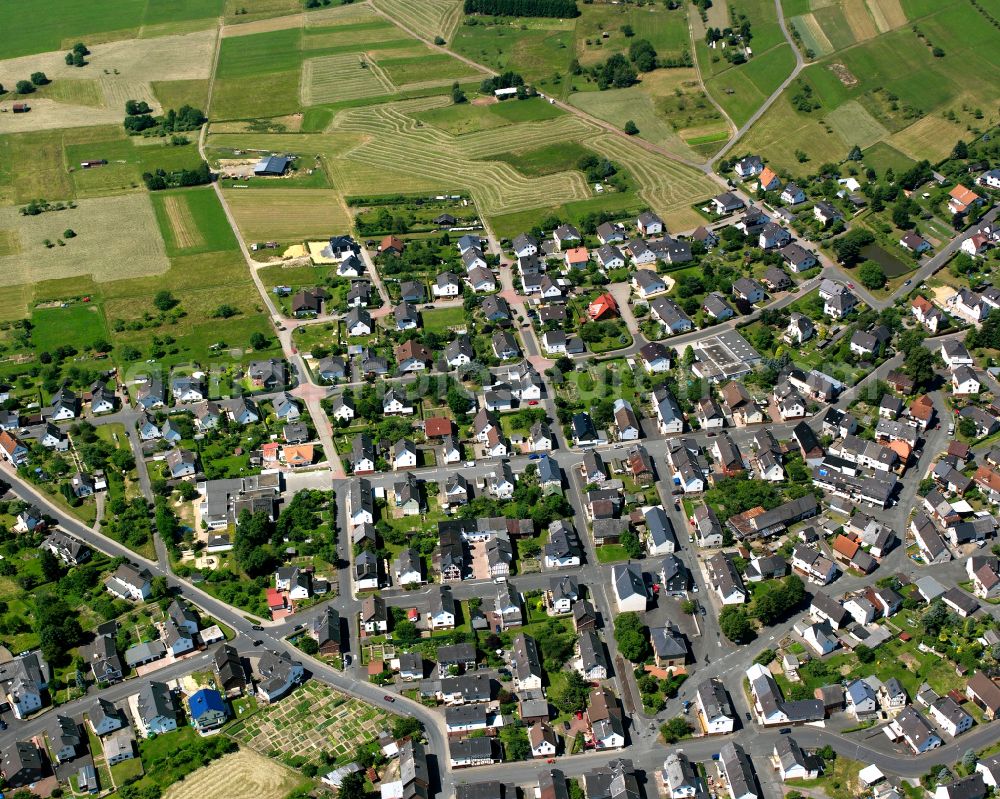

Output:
xmin=595 ymin=544 xmax=630 ymax=563
xmin=423 ymin=305 xmax=467 ymax=333
xmin=31 ymin=304 xmax=109 ymax=351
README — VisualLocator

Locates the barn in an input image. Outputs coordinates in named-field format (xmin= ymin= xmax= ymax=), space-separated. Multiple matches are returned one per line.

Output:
xmin=254 ymin=155 xmax=291 ymax=177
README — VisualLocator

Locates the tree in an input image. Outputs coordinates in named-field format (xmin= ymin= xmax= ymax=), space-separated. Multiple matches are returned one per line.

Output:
xmin=30 ymin=71 xmax=49 ymax=85
xmin=249 ymin=331 xmax=269 ymax=350
xmin=962 ymin=750 xmax=977 ymax=771
xmin=39 ymin=549 xmax=62 ymax=583
xmin=392 ymin=715 xmax=422 ymax=740
xmin=15 ymin=80 xmax=34 ymax=94
xmin=552 ymin=670 xmax=590 ymax=713
xmin=660 ymin=716 xmax=692 ymax=743
xmin=958 ymin=416 xmax=978 ymax=439
xmin=619 ymin=530 xmax=644 ymax=559
xmin=63 ymin=229 xmax=76 ymax=238
xmin=451 ymin=82 xmax=466 ymax=104
xmin=892 ymin=203 xmax=912 ymax=229
xmin=338 ymin=771 xmax=366 ymax=799
xmin=847 ymin=144 xmax=863 ymax=161
xmin=212 ymin=304 xmax=239 ymax=318
xmin=858 ymin=261 xmax=886 ymax=290
xmin=718 ymin=606 xmax=754 ymax=643
xmin=753 ymin=648 xmax=775 ymax=666
xmin=614 ymin=612 xmax=650 ymax=662
xmin=681 ymin=599 xmax=697 ymax=615
xmin=952 ymin=140 xmax=969 ymax=159
xmin=855 ymin=644 xmax=876 ymax=663
xmin=435 ymin=35 xmax=446 ymax=45
xmin=152 ymin=290 xmax=178 ymax=312
xmin=624 ymin=120 xmax=639 ymax=135
xmin=299 ymin=636 xmax=319 ymax=655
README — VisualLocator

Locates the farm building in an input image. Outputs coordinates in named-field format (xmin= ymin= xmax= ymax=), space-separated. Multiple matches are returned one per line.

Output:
xmin=254 ymin=156 xmax=291 ymax=177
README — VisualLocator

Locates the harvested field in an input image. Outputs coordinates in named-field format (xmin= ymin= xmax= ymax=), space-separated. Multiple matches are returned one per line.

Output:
xmin=161 ymin=195 xmax=205 ymax=249
xmin=842 ymin=0 xmax=879 ymax=40
xmin=34 ymin=79 xmax=105 ymax=108
xmin=164 ymin=750 xmax=302 ymax=799
xmin=302 ymin=21 xmax=404 ymax=50
xmin=225 ymin=188 xmax=351 ymax=240
xmin=0 ymin=195 xmax=168 ymax=287
xmin=0 ymin=230 xmax=21 ymax=257
xmin=230 ymin=682 xmax=388 ymax=765
xmin=866 ymin=0 xmax=907 ymax=31
xmin=791 ymin=13 xmax=835 ymax=56
xmin=0 ymin=98 xmax=121 ymax=134
xmin=301 ymin=53 xmax=395 ymax=105
xmin=587 ymin=133 xmax=717 ymax=229
xmin=824 ymin=99 xmax=889 ymax=148
xmin=152 ymin=79 xmax=211 ymax=111
xmin=378 ymin=53 xmax=480 ymax=86
xmin=100 ymin=76 xmax=160 ymax=115
xmin=371 ymin=0 xmax=463 ymax=43
xmin=330 ymin=100 xmax=591 ymax=215
xmin=221 ymin=12 xmax=305 ymax=37
xmin=306 ymin=3 xmax=382 ymax=26
xmin=890 ymin=114 xmax=970 ymax=162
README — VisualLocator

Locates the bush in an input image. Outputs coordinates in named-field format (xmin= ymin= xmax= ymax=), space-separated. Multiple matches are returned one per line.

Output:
xmin=624 ymin=120 xmax=639 ymax=135
xmin=63 ymin=229 xmax=76 ymax=239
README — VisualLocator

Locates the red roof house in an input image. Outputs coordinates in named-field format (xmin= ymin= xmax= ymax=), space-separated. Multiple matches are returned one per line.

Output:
xmin=588 ymin=292 xmax=619 ymax=320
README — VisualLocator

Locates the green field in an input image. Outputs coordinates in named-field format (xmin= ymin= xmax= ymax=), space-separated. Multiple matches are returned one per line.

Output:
xmin=151 ymin=187 xmax=239 ymax=257
xmin=0 ymin=0 xmax=224 ymax=59
xmin=423 ymin=305 xmax=466 ymax=333
xmin=31 ymin=304 xmax=109 ymax=351
xmin=741 ymin=0 xmax=1000 ymax=172
xmin=414 ymin=96 xmax=564 ymax=134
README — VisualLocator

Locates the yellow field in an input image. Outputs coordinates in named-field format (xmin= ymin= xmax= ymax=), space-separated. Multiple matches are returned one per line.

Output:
xmin=0 ymin=195 xmax=169 ymax=287
xmin=224 ymin=188 xmax=351 ymax=240
xmin=0 ymin=98 xmax=122 ymax=134
xmin=164 ymin=751 xmax=302 ymax=799
xmin=162 ymin=195 xmax=205 ymax=249
xmin=586 ymin=134 xmax=717 ymax=230
xmin=866 ymin=0 xmax=906 ymax=31
xmin=890 ymin=114 xmax=971 ymax=162
xmin=842 ymin=0 xmax=879 ymax=40
xmin=371 ymin=0 xmax=464 ymax=43
xmin=301 ymin=53 xmax=396 ymax=105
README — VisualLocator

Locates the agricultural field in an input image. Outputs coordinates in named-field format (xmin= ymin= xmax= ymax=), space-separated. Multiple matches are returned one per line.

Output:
xmin=163 ymin=750 xmax=305 ymax=799
xmin=569 ymin=69 xmax=731 ymax=160
xmin=371 ymin=0 xmax=464 ymax=44
xmin=742 ymin=0 xmax=1000 ymax=172
xmin=224 ymin=188 xmax=351 ymax=241
xmin=0 ymin=0 xmax=223 ymax=59
xmin=413 ymin=95 xmax=564 ymax=135
xmin=151 ymin=187 xmax=239 ymax=256
xmin=229 ymin=682 xmax=387 ymax=766
xmin=789 ymin=0 xmax=910 ymax=57
xmin=0 ymin=194 xmax=169 ymax=287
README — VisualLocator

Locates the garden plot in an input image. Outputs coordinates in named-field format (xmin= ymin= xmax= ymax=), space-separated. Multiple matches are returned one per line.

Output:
xmin=301 ymin=52 xmax=396 ymax=105
xmin=164 ymin=750 xmax=302 ymax=799
xmin=230 ymin=682 xmax=386 ymax=764
xmin=0 ymin=194 xmax=169 ymax=287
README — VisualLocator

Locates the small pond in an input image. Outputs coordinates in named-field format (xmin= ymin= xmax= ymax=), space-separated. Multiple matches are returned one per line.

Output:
xmin=859 ymin=243 xmax=911 ymax=278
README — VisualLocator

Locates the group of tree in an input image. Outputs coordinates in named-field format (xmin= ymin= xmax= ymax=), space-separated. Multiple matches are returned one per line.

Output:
xmin=589 ymin=53 xmax=638 ymax=90
xmin=719 ymin=605 xmax=755 ymax=643
xmin=124 ymin=102 xmax=206 ymax=136
xmin=614 ymin=611 xmax=651 ymax=662
xmin=481 ymin=72 xmax=525 ymax=94
xmin=896 ymin=328 xmax=937 ymax=390
xmin=34 ymin=593 xmax=84 ymax=665
xmin=10 ymin=71 xmax=48 ymax=94
xmin=65 ymin=42 xmax=89 ymax=67
xmin=464 ymin=0 xmax=579 ymax=17
xmin=141 ymin=161 xmax=212 ymax=191
xmin=832 ymin=227 xmax=875 ymax=265
xmin=857 ymin=261 xmax=886 ymax=290
xmin=751 ymin=575 xmax=806 ymax=625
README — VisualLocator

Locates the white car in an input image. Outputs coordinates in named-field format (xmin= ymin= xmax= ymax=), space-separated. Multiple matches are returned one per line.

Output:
xmin=465 ymin=460 xmax=476 ymax=467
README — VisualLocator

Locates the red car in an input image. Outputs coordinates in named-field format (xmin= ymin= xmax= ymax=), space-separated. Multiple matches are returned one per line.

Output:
xmin=528 ymin=400 xmax=539 ymax=406
xmin=546 ymin=759 xmax=556 ymax=764
xmin=383 ymin=695 xmax=395 ymax=702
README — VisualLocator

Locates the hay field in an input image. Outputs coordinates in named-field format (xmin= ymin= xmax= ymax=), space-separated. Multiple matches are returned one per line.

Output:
xmin=586 ymin=134 xmax=717 ymax=230
xmin=100 ymin=76 xmax=160 ymax=115
xmin=791 ymin=13 xmax=835 ymax=56
xmin=301 ymin=53 xmax=395 ymax=105
xmin=302 ymin=20 xmax=405 ymax=50
xmin=0 ymin=194 xmax=169 ymax=287
xmin=890 ymin=114 xmax=971 ymax=162
xmin=372 ymin=0 xmax=463 ymax=43
xmin=225 ymin=188 xmax=351 ymax=240
xmin=329 ymin=100 xmax=591 ymax=215
xmin=866 ymin=0 xmax=906 ymax=31
xmin=0 ymin=98 xmax=122 ymax=134
xmin=824 ymin=99 xmax=889 ymax=148
xmin=841 ymin=0 xmax=879 ymax=40
xmin=161 ymin=195 xmax=205 ymax=249
xmin=164 ymin=751 xmax=302 ymax=799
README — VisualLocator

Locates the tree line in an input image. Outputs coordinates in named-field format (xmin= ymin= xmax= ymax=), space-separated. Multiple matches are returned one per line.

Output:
xmin=464 ymin=0 xmax=579 ymax=17
xmin=142 ymin=161 xmax=212 ymax=191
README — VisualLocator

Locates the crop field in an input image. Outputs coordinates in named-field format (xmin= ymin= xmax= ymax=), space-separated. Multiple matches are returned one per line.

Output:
xmin=302 ymin=20 xmax=405 ymax=50
xmin=0 ymin=98 xmax=122 ymax=134
xmin=329 ymin=99 xmax=592 ymax=216
xmin=302 ymin=53 xmax=395 ymax=105
xmin=587 ymin=134 xmax=717 ymax=230
xmin=372 ymin=0 xmax=464 ymax=43
xmin=151 ymin=79 xmax=211 ymax=113
xmin=163 ymin=750 xmax=303 ymax=799
xmin=229 ymin=682 xmax=387 ymax=765
xmin=414 ymin=96 xmax=564 ymax=134
xmin=791 ymin=13 xmax=835 ymax=56
xmin=824 ymin=99 xmax=889 ymax=148
xmin=160 ymin=195 xmax=201 ymax=249
xmin=704 ymin=44 xmax=797 ymax=127
xmin=743 ymin=0 xmax=1000 ymax=172
xmin=0 ymin=194 xmax=169 ymax=287
xmin=379 ymin=53 xmax=481 ymax=87
xmin=151 ymin=188 xmax=238 ymax=256
xmin=224 ymin=188 xmax=351 ymax=241
xmin=569 ymin=70 xmax=730 ymax=159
